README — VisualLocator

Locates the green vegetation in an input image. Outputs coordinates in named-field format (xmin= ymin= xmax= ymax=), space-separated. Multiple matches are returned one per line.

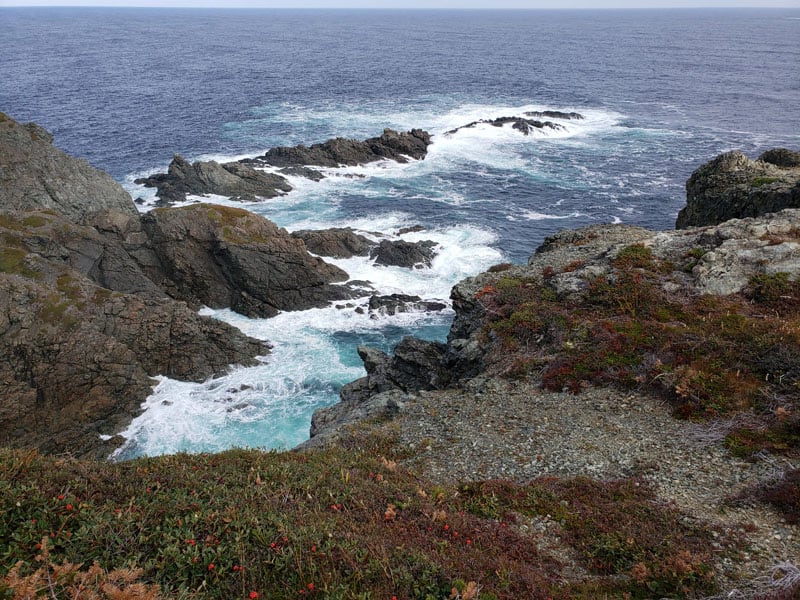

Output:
xmin=0 ymin=247 xmax=40 ymax=279
xmin=477 ymin=252 xmax=800 ymax=457
xmin=751 ymin=176 xmax=780 ymax=187
xmin=0 ymin=443 xmax=732 ymax=599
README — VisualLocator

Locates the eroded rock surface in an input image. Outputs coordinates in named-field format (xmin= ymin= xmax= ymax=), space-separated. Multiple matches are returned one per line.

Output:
xmin=0 ymin=112 xmax=138 ymax=225
xmin=676 ymin=148 xmax=800 ymax=228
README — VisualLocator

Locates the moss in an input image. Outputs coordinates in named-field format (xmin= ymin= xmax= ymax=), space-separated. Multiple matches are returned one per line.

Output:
xmin=613 ymin=244 xmax=655 ymax=270
xmin=751 ymin=176 xmax=780 ymax=187
xmin=0 ymin=247 xmax=40 ymax=279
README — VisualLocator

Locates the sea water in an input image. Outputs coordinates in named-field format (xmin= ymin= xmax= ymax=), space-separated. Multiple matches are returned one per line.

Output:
xmin=1 ymin=7 xmax=798 ymax=457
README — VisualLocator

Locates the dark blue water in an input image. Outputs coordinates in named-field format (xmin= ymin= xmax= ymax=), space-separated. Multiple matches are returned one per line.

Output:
xmin=2 ymin=7 xmax=799 ymax=456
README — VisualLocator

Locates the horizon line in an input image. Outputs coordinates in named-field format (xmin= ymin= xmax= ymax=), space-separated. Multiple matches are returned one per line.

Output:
xmin=1 ymin=4 xmax=797 ymax=8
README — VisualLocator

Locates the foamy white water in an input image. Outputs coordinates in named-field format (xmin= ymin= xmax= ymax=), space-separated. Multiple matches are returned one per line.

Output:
xmin=116 ymin=101 xmax=681 ymax=459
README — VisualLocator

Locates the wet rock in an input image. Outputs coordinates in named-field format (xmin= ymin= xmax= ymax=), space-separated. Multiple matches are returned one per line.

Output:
xmin=523 ymin=110 xmax=585 ymax=120
xmin=135 ymin=154 xmax=292 ymax=205
xmin=368 ymin=294 xmax=447 ymax=316
xmin=370 ymin=239 xmax=439 ymax=268
xmin=291 ymin=227 xmax=376 ymax=258
xmin=253 ymin=128 xmax=432 ymax=168
xmin=142 ymin=204 xmax=354 ymax=317
xmin=447 ymin=116 xmax=565 ymax=136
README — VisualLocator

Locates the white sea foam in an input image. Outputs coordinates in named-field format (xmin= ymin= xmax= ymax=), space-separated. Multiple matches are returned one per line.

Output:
xmin=113 ymin=218 xmax=501 ymax=459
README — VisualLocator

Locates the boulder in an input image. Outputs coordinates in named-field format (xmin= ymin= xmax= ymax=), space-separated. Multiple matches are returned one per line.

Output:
xmin=291 ymin=227 xmax=376 ymax=258
xmin=141 ymin=203 xmax=354 ymax=317
xmin=676 ymin=149 xmax=800 ymax=228
xmin=368 ymin=294 xmax=448 ymax=317
xmin=0 ymin=112 xmax=139 ymax=225
xmin=370 ymin=239 xmax=439 ymax=268
xmin=134 ymin=154 xmax=292 ymax=204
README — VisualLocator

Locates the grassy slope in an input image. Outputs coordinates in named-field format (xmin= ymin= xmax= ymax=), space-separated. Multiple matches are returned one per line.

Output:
xmin=2 ymin=438 xmax=730 ymax=600
xmin=2 ymin=245 xmax=799 ymax=599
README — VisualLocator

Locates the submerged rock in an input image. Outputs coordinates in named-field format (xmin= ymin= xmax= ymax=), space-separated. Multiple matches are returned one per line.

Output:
xmin=523 ymin=110 xmax=585 ymax=120
xmin=368 ymin=294 xmax=448 ymax=317
xmin=676 ymin=148 xmax=800 ymax=228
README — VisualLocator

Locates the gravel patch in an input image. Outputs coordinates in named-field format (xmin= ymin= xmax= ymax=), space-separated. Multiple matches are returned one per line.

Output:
xmin=361 ymin=376 xmax=799 ymax=594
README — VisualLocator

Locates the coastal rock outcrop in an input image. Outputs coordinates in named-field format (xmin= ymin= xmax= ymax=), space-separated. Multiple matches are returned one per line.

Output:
xmin=291 ymin=227 xmax=376 ymax=259
xmin=309 ymin=207 xmax=800 ymax=444
xmin=141 ymin=204 xmax=354 ymax=317
xmin=134 ymin=154 xmax=292 ymax=204
xmin=447 ymin=116 xmax=567 ymax=136
xmin=0 ymin=113 xmax=373 ymax=457
xmin=0 ymin=112 xmax=138 ymax=225
xmin=137 ymin=128 xmax=432 ymax=204
xmin=0 ymin=210 xmax=268 ymax=458
xmin=251 ymin=128 xmax=432 ymax=168
xmin=370 ymin=239 xmax=439 ymax=268
xmin=676 ymin=148 xmax=800 ymax=228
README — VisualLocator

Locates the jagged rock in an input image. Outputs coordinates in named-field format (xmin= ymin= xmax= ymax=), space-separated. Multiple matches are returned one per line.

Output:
xmin=339 ymin=338 xmax=450 ymax=404
xmin=370 ymin=239 xmax=438 ymax=268
xmin=759 ymin=148 xmax=800 ymax=168
xmin=676 ymin=149 xmax=800 ymax=228
xmin=447 ymin=116 xmax=565 ymax=136
xmin=0 ymin=112 xmax=138 ymax=225
xmin=0 ymin=211 xmax=268 ymax=458
xmin=135 ymin=155 xmax=292 ymax=204
xmin=291 ymin=227 xmax=376 ymax=258
xmin=368 ymin=294 xmax=447 ymax=317
xmin=276 ymin=166 xmax=326 ymax=181
xmin=305 ymin=338 xmax=448 ymax=444
xmin=141 ymin=203 xmax=354 ymax=317
xmin=523 ymin=110 xmax=585 ymax=120
xmin=253 ymin=128 xmax=432 ymax=168
xmin=301 ymin=389 xmax=409 ymax=449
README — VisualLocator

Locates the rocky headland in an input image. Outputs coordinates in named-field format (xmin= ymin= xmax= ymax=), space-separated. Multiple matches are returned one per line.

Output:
xmin=0 ymin=112 xmax=368 ymax=457
xmin=1 ymin=113 xmax=798 ymax=598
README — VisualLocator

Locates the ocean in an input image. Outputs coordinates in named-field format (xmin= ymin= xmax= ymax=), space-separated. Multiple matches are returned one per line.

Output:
xmin=1 ymin=7 xmax=798 ymax=458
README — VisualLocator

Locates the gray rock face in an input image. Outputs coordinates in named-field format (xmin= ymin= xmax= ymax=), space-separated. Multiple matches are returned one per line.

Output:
xmin=0 ymin=112 xmax=139 ymax=225
xmin=676 ymin=149 xmax=800 ymax=229
xmin=291 ymin=227 xmax=376 ymax=258
xmin=0 ymin=210 xmax=268 ymax=459
xmin=370 ymin=239 xmax=439 ymax=268
xmin=141 ymin=203 xmax=353 ymax=317
xmin=135 ymin=154 xmax=292 ymax=204
xmin=253 ymin=128 xmax=432 ymax=168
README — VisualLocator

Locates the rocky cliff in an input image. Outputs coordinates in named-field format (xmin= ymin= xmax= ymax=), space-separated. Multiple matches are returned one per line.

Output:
xmin=0 ymin=113 xmax=139 ymax=226
xmin=309 ymin=182 xmax=800 ymax=446
xmin=676 ymin=148 xmax=800 ymax=228
xmin=0 ymin=113 xmax=365 ymax=457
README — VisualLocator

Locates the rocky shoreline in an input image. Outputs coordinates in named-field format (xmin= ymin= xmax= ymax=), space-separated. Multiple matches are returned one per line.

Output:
xmin=1 ymin=109 xmax=799 ymax=595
